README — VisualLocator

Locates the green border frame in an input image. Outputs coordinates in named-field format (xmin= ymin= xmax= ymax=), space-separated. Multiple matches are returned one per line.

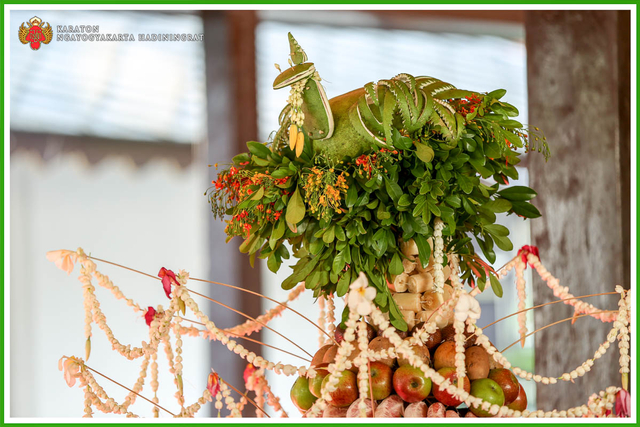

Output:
xmin=2 ymin=2 xmax=637 ymax=426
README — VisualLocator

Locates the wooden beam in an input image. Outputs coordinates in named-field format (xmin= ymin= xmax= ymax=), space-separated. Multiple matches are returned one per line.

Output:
xmin=525 ymin=10 xmax=630 ymax=410
xmin=202 ymin=10 xmax=261 ymax=417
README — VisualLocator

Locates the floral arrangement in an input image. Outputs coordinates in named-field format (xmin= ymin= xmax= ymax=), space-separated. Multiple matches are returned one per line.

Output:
xmin=208 ymin=33 xmax=550 ymax=330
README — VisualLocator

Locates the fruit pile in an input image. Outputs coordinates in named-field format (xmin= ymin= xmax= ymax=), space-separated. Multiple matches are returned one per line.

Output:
xmin=290 ymin=322 xmax=527 ymax=418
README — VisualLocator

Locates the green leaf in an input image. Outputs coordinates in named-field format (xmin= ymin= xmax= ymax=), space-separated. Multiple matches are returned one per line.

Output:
xmin=487 ymin=89 xmax=507 ymax=100
xmin=281 ymin=254 xmax=322 ymax=290
xmin=323 ymin=225 xmax=335 ymax=244
xmin=489 ymin=274 xmax=504 ymax=298
xmin=384 ymin=178 xmax=403 ymax=203
xmin=415 ymin=142 xmax=435 ymax=163
xmin=511 ymin=201 xmax=542 ymax=218
xmin=247 ymin=141 xmax=271 ymax=159
xmin=492 ymin=234 xmax=514 ymax=251
xmin=269 ymin=220 xmax=286 ymax=249
xmin=484 ymin=224 xmax=509 ymax=237
xmin=483 ymin=199 xmax=512 ymax=213
xmin=398 ymin=194 xmax=412 ymax=207
xmin=413 ymin=234 xmax=432 ymax=269
xmin=336 ymin=270 xmax=351 ymax=297
xmin=285 ymin=186 xmax=305 ymax=226
xmin=267 ymin=254 xmax=280 ymax=273
xmin=334 ymin=225 xmax=346 ymax=241
xmin=445 ymin=195 xmax=461 ymax=208
xmin=250 ymin=186 xmax=264 ymax=201
xmin=498 ymin=186 xmax=537 ymax=201
xmin=232 ymin=153 xmax=250 ymax=164
xmin=332 ymin=250 xmax=346 ymax=275
xmin=388 ymin=299 xmax=408 ymax=331
xmin=389 ymin=252 xmax=403 ymax=276
xmin=345 ymin=184 xmax=358 ymax=208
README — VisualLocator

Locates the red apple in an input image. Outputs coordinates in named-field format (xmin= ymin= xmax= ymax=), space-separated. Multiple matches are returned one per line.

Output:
xmin=393 ymin=365 xmax=432 ymax=403
xmin=469 ymin=378 xmax=505 ymax=417
xmin=364 ymin=361 xmax=393 ymax=400
xmin=488 ymin=368 xmax=520 ymax=405
xmin=308 ymin=363 xmax=329 ymax=398
xmin=290 ymin=376 xmax=317 ymax=411
xmin=432 ymin=367 xmax=470 ymax=407
xmin=507 ymin=383 xmax=528 ymax=412
xmin=321 ymin=370 xmax=358 ymax=408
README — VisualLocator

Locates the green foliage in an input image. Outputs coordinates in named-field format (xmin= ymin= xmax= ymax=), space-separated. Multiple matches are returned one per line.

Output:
xmin=207 ymin=90 xmax=547 ymax=330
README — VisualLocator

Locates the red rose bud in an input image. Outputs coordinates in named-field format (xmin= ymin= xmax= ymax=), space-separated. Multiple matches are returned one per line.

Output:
xmin=615 ymin=389 xmax=630 ymax=417
xmin=243 ymin=363 xmax=256 ymax=385
xmin=207 ymin=370 xmax=221 ymax=397
xmin=144 ymin=306 xmax=157 ymax=327
xmin=158 ymin=267 xmax=178 ymax=299
xmin=517 ymin=245 xmax=540 ymax=268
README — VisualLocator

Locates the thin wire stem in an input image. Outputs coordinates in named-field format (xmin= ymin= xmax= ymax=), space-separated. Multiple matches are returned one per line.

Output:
xmin=219 ymin=378 xmax=270 ymax=418
xmin=500 ymin=310 xmax=618 ymax=353
xmin=84 ymin=365 xmax=176 ymax=417
xmin=190 ymin=277 xmax=338 ymax=345
xmin=477 ymin=291 xmax=618 ymax=336
xmin=186 ymin=288 xmax=313 ymax=358
xmin=86 ymin=254 xmax=337 ymax=349
xmin=177 ymin=317 xmax=311 ymax=362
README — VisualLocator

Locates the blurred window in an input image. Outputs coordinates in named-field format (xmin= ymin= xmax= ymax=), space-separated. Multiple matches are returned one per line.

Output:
xmin=10 ymin=10 xmax=206 ymax=144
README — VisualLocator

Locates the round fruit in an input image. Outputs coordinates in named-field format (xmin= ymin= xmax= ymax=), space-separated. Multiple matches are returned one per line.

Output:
xmin=433 ymin=341 xmax=456 ymax=370
xmin=290 ymin=376 xmax=317 ymax=411
xmin=392 ymin=365 xmax=432 ymax=403
xmin=311 ymin=344 xmax=333 ymax=366
xmin=308 ymin=364 xmax=329 ymax=398
xmin=321 ymin=370 xmax=358 ymax=408
xmin=368 ymin=337 xmax=396 ymax=367
xmin=432 ymin=367 xmax=471 ymax=407
xmin=364 ymin=361 xmax=393 ymax=400
xmin=465 ymin=346 xmax=490 ymax=380
xmin=469 ymin=378 xmax=505 ymax=417
xmin=398 ymin=339 xmax=431 ymax=367
xmin=507 ymin=383 xmax=528 ymax=412
xmin=488 ymin=368 xmax=520 ymax=405
xmin=411 ymin=323 xmax=442 ymax=349
xmin=322 ymin=345 xmax=339 ymax=364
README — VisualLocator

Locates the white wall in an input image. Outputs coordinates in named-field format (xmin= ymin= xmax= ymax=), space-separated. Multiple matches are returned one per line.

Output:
xmin=9 ymin=152 xmax=211 ymax=417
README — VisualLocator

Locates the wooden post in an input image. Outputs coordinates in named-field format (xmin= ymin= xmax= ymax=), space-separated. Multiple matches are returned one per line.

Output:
xmin=525 ymin=10 xmax=630 ymax=410
xmin=202 ymin=10 xmax=261 ymax=416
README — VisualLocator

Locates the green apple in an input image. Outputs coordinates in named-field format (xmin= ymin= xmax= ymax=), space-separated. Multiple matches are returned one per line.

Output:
xmin=290 ymin=376 xmax=317 ymax=411
xmin=308 ymin=363 xmax=329 ymax=398
xmin=488 ymin=368 xmax=520 ymax=405
xmin=469 ymin=378 xmax=505 ymax=417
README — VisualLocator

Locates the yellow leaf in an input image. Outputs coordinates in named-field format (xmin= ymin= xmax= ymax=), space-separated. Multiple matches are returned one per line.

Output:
xmin=288 ymin=124 xmax=297 ymax=150
xmin=295 ymin=131 xmax=304 ymax=157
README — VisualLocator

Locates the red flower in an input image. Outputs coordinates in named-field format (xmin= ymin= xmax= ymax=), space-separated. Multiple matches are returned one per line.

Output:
xmin=158 ymin=267 xmax=178 ymax=299
xmin=207 ymin=370 xmax=221 ymax=396
xmin=517 ymin=245 xmax=540 ymax=268
xmin=615 ymin=389 xmax=630 ymax=417
xmin=243 ymin=363 xmax=256 ymax=385
xmin=144 ymin=306 xmax=157 ymax=327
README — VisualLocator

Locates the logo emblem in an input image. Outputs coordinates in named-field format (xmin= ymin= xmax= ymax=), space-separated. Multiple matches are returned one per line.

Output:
xmin=18 ymin=16 xmax=53 ymax=51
